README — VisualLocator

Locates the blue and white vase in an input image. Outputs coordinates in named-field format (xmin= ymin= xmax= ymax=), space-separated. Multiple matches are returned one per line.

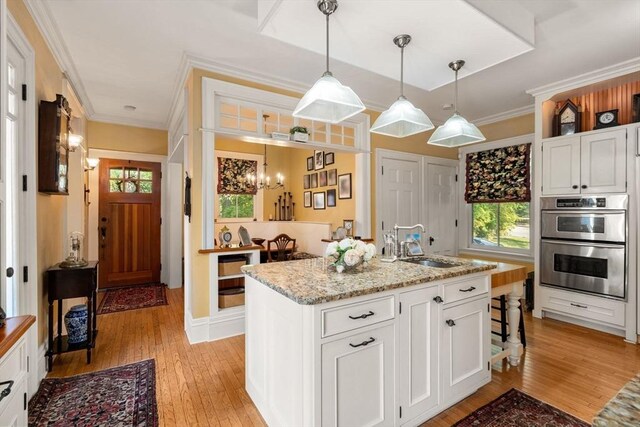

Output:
xmin=64 ymin=304 xmax=88 ymax=344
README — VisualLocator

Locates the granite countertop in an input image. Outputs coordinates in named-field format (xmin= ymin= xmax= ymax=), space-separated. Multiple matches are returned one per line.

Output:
xmin=241 ymin=255 xmax=496 ymax=305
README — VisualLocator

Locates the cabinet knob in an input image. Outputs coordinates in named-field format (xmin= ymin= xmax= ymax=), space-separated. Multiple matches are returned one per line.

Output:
xmin=581 ymin=185 xmax=588 ymax=189
xmin=5 ymin=267 xmax=14 ymax=278
xmin=572 ymin=185 xmax=578 ymax=189
xmin=433 ymin=296 xmax=444 ymax=304
xmin=446 ymin=319 xmax=456 ymax=327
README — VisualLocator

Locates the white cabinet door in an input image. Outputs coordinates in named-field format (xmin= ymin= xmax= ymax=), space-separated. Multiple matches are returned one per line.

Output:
xmin=441 ymin=297 xmax=490 ymax=405
xmin=580 ymin=129 xmax=627 ymax=194
xmin=398 ymin=287 xmax=440 ymax=423
xmin=542 ymin=136 xmax=581 ymax=195
xmin=0 ymin=379 xmax=27 ymax=427
xmin=322 ymin=324 xmax=395 ymax=427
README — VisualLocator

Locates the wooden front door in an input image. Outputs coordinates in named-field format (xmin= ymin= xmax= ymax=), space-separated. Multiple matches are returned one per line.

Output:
xmin=99 ymin=159 xmax=161 ymax=288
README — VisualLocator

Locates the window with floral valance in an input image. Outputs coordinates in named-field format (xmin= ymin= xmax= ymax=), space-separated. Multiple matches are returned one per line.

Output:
xmin=217 ymin=157 xmax=257 ymax=195
xmin=465 ymin=143 xmax=532 ymax=203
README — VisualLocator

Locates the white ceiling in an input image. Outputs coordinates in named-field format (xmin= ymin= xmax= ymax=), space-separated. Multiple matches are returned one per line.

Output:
xmin=32 ymin=0 xmax=640 ymax=130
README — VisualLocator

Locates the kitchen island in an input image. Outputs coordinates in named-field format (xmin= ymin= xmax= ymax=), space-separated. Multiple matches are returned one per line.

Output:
xmin=242 ymin=255 xmax=502 ymax=427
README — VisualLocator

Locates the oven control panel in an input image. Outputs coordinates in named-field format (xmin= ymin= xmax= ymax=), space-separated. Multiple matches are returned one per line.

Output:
xmin=556 ymin=198 xmax=606 ymax=208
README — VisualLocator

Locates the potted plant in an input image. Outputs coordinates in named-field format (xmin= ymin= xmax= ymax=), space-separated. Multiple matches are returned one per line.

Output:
xmin=290 ymin=126 xmax=309 ymax=142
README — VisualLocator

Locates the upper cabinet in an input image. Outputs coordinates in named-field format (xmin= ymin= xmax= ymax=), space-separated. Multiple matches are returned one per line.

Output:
xmin=542 ymin=128 xmax=627 ymax=195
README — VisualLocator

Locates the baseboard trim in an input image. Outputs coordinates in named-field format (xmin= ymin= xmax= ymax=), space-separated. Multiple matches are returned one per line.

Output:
xmin=209 ymin=309 xmax=245 ymax=341
xmin=185 ymin=311 xmax=209 ymax=344
xmin=37 ymin=341 xmax=48 ymax=383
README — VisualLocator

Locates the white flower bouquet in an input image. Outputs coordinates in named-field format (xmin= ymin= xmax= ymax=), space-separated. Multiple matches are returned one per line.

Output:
xmin=325 ymin=238 xmax=377 ymax=273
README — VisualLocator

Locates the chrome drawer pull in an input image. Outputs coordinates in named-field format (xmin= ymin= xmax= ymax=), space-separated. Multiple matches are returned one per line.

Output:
xmin=446 ymin=319 xmax=456 ymax=327
xmin=0 ymin=380 xmax=14 ymax=403
xmin=570 ymin=303 xmax=588 ymax=309
xmin=349 ymin=337 xmax=375 ymax=348
xmin=459 ymin=286 xmax=476 ymax=292
xmin=349 ymin=310 xmax=374 ymax=320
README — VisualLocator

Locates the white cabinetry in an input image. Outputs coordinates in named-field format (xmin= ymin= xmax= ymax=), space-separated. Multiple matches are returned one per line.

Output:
xmin=441 ymin=297 xmax=490 ymax=405
xmin=542 ymin=129 xmax=626 ymax=195
xmin=321 ymin=324 xmax=395 ymax=427
xmin=0 ymin=333 xmax=29 ymax=426
xmin=398 ymin=287 xmax=439 ymax=423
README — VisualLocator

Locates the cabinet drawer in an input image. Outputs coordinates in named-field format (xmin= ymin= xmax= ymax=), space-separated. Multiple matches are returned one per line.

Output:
xmin=0 ymin=377 xmax=26 ymax=427
xmin=540 ymin=286 xmax=625 ymax=327
xmin=0 ymin=335 xmax=27 ymax=416
xmin=443 ymin=277 xmax=489 ymax=305
xmin=321 ymin=296 xmax=395 ymax=338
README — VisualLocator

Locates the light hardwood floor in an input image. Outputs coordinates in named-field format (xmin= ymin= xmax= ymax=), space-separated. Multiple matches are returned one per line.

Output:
xmin=47 ymin=288 xmax=640 ymax=426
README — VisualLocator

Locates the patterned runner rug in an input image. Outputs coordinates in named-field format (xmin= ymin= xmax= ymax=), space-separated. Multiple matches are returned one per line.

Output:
xmin=593 ymin=374 xmax=640 ymax=426
xmin=453 ymin=388 xmax=588 ymax=426
xmin=98 ymin=283 xmax=168 ymax=314
xmin=29 ymin=359 xmax=158 ymax=427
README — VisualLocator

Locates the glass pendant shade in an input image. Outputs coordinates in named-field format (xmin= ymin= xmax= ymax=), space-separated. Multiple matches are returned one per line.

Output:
xmin=427 ymin=113 xmax=486 ymax=147
xmin=370 ymin=96 xmax=434 ymax=138
xmin=293 ymin=73 xmax=365 ymax=124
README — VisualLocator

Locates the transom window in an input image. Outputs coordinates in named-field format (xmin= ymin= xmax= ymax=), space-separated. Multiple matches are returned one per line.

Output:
xmin=109 ymin=167 xmax=153 ymax=193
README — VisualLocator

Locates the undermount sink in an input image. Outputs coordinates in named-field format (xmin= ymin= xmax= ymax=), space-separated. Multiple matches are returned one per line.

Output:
xmin=400 ymin=258 xmax=460 ymax=269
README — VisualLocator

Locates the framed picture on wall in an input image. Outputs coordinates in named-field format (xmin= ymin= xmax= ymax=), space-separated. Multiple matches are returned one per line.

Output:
xmin=338 ymin=173 xmax=352 ymax=199
xmin=303 ymin=174 xmax=310 ymax=189
xmin=313 ymin=191 xmax=326 ymax=210
xmin=310 ymin=173 xmax=318 ymax=188
xmin=304 ymin=191 xmax=312 ymax=208
xmin=327 ymin=189 xmax=336 ymax=207
xmin=307 ymin=156 xmax=314 ymax=171
xmin=319 ymin=171 xmax=327 ymax=187
xmin=314 ymin=150 xmax=324 ymax=170
xmin=325 ymin=152 xmax=335 ymax=165
xmin=327 ymin=169 xmax=337 ymax=186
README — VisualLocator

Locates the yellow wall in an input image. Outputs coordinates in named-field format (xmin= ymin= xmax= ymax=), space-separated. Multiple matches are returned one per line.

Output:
xmin=9 ymin=0 xmax=69 ymax=343
xmin=87 ymin=120 xmax=168 ymax=155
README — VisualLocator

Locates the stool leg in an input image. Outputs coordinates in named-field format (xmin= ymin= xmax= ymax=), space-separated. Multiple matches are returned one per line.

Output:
xmin=519 ymin=303 xmax=527 ymax=348
xmin=500 ymin=295 xmax=507 ymax=343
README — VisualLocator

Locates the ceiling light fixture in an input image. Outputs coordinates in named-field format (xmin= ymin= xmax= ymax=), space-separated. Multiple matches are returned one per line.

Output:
xmin=427 ymin=60 xmax=485 ymax=147
xmin=370 ymin=34 xmax=433 ymax=138
xmin=292 ymin=0 xmax=365 ymax=124
xmin=246 ymin=116 xmax=284 ymax=190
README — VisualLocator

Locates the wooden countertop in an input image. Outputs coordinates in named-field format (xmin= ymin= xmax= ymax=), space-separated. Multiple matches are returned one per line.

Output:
xmin=0 ymin=315 xmax=35 ymax=359
xmin=490 ymin=262 xmax=528 ymax=288
xmin=199 ymin=245 xmax=263 ymax=254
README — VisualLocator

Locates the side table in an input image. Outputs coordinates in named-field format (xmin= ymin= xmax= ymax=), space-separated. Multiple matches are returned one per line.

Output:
xmin=45 ymin=261 xmax=98 ymax=371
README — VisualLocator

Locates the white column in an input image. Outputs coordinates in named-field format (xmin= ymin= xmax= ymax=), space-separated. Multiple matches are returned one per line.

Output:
xmin=506 ymin=282 xmax=524 ymax=366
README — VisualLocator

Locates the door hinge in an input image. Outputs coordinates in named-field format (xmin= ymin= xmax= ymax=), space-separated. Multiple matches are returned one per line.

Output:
xmin=455 ymin=219 xmax=458 ymax=227
xmin=382 ymin=221 xmax=384 ymax=230
xmin=488 ymin=361 xmax=490 ymax=371
xmin=381 ymin=166 xmax=384 ymax=175
xmin=160 ymin=171 xmax=163 ymax=179
xmin=27 ymin=356 xmax=29 ymax=373
xmin=22 ymin=175 xmax=27 ymax=191
xmin=160 ymin=217 xmax=163 ymax=225
xmin=487 ymin=303 xmax=490 ymax=313
xmin=22 ymin=84 xmax=27 ymax=101
xmin=399 ymin=302 xmax=402 ymax=314
xmin=23 ymin=266 xmax=28 ymax=283
xmin=24 ymin=392 xmax=27 ymax=410
xmin=399 ymin=406 xmax=402 ymax=419
xmin=455 ymin=174 xmax=458 ymax=182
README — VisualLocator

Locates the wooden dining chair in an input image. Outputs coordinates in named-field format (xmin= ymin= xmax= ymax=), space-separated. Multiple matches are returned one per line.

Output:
xmin=267 ymin=234 xmax=296 ymax=262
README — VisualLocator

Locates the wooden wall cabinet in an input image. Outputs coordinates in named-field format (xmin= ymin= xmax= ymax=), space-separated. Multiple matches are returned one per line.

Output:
xmin=38 ymin=94 xmax=70 ymax=195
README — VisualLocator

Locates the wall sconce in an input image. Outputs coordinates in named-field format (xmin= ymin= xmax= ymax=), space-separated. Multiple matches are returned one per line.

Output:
xmin=85 ymin=157 xmax=99 ymax=171
xmin=68 ymin=132 xmax=84 ymax=152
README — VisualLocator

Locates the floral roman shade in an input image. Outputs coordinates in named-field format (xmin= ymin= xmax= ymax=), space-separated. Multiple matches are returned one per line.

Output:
xmin=465 ymin=143 xmax=531 ymax=203
xmin=217 ymin=157 xmax=257 ymax=195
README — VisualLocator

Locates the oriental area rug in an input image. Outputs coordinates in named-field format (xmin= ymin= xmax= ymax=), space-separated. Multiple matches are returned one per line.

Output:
xmin=28 ymin=359 xmax=158 ymax=427
xmin=593 ymin=374 xmax=640 ymax=426
xmin=452 ymin=388 xmax=589 ymax=426
xmin=98 ymin=283 xmax=168 ymax=314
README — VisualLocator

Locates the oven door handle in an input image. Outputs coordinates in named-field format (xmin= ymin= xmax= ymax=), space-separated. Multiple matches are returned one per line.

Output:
xmin=541 ymin=239 xmax=625 ymax=249
xmin=542 ymin=210 xmax=626 ymax=215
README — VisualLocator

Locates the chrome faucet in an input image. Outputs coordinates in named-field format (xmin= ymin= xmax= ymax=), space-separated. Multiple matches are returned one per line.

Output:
xmin=393 ymin=224 xmax=425 ymax=259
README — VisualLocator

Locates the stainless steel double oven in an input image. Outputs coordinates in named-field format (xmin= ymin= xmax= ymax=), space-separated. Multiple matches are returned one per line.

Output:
xmin=540 ymin=195 xmax=628 ymax=300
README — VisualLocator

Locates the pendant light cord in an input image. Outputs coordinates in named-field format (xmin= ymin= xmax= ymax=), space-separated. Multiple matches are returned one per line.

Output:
xmin=454 ymin=68 xmax=458 ymax=114
xmin=400 ymin=46 xmax=404 ymax=98
xmin=325 ymin=13 xmax=330 ymax=74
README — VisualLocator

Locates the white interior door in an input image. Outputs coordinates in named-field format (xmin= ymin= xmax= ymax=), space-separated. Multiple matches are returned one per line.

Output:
xmin=425 ymin=162 xmax=457 ymax=255
xmin=2 ymin=39 xmax=24 ymax=317
xmin=378 ymin=153 xmax=421 ymax=248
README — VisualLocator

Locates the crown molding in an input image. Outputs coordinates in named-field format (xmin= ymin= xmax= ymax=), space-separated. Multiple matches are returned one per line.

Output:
xmin=23 ymin=0 xmax=95 ymax=117
xmin=473 ymin=104 xmax=534 ymax=126
xmin=90 ymin=113 xmax=167 ymax=131
xmin=526 ymin=57 xmax=640 ymax=98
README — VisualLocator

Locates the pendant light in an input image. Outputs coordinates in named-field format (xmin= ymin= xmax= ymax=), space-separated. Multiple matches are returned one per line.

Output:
xmin=427 ymin=60 xmax=485 ymax=147
xmin=370 ymin=34 xmax=434 ymax=138
xmin=293 ymin=0 xmax=365 ymax=124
